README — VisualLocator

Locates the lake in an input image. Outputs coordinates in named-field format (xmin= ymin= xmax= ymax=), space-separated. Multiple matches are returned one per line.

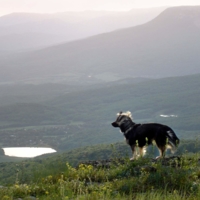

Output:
xmin=2 ymin=147 xmax=56 ymax=158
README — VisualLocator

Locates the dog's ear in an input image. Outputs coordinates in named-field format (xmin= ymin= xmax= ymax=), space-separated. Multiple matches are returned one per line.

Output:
xmin=117 ymin=111 xmax=123 ymax=116
xmin=126 ymin=111 xmax=132 ymax=118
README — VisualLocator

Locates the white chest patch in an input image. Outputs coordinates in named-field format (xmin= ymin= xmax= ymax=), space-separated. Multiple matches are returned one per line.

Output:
xmin=125 ymin=138 xmax=130 ymax=145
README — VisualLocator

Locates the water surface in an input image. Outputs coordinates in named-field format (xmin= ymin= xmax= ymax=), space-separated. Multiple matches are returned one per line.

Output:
xmin=3 ymin=147 xmax=56 ymax=158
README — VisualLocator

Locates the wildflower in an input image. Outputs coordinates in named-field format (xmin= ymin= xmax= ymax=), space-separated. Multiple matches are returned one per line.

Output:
xmin=2 ymin=196 xmax=11 ymax=200
xmin=173 ymin=190 xmax=177 ymax=194
xmin=87 ymin=165 xmax=93 ymax=170
xmin=48 ymin=175 xmax=52 ymax=179
xmin=145 ymin=137 xmax=148 ymax=145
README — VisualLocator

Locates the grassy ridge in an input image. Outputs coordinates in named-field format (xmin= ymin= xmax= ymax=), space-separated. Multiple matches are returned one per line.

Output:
xmin=1 ymin=140 xmax=200 ymax=199
xmin=1 ymin=139 xmax=200 ymax=185
xmin=2 ymin=156 xmax=200 ymax=199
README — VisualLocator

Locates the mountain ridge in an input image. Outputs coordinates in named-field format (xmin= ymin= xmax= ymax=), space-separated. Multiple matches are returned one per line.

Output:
xmin=1 ymin=6 xmax=200 ymax=84
xmin=0 ymin=7 xmax=166 ymax=52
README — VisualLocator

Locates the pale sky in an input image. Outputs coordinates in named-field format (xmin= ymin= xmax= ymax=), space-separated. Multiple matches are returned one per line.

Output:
xmin=0 ymin=0 xmax=200 ymax=16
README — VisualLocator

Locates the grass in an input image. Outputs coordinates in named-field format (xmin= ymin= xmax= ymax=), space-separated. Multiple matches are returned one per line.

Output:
xmin=1 ymin=153 xmax=200 ymax=200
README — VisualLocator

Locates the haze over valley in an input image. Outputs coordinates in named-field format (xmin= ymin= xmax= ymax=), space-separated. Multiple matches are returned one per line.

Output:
xmin=0 ymin=5 xmax=200 ymax=160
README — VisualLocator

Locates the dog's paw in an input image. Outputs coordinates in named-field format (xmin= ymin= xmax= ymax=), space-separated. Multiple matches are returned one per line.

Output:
xmin=155 ymin=156 xmax=162 ymax=160
xmin=130 ymin=157 xmax=135 ymax=161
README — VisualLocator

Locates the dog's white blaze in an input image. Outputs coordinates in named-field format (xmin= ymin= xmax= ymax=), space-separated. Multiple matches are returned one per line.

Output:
xmin=166 ymin=131 xmax=177 ymax=153
xmin=167 ymin=131 xmax=173 ymax=137
xmin=167 ymin=143 xmax=177 ymax=153
xmin=125 ymin=138 xmax=129 ymax=144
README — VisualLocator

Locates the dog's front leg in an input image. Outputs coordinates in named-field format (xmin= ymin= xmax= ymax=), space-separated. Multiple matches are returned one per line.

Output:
xmin=139 ymin=147 xmax=145 ymax=157
xmin=130 ymin=145 xmax=137 ymax=160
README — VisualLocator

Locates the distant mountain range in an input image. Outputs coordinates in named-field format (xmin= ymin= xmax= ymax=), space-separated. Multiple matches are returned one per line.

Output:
xmin=0 ymin=7 xmax=166 ymax=52
xmin=0 ymin=6 xmax=200 ymax=85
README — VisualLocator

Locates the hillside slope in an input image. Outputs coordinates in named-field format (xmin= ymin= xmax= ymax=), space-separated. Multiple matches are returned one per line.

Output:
xmin=0 ymin=6 xmax=200 ymax=84
xmin=0 ymin=8 xmax=165 ymax=52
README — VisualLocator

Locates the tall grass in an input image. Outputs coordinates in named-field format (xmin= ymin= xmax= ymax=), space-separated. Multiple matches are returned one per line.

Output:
xmin=1 ymin=153 xmax=200 ymax=199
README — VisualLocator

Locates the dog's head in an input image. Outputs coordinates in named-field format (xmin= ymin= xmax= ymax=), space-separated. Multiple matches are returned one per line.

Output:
xmin=111 ymin=111 xmax=133 ymax=129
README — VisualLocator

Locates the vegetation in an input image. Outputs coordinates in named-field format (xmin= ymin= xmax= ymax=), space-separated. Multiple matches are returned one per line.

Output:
xmin=1 ymin=151 xmax=200 ymax=199
xmin=1 ymin=139 xmax=200 ymax=184
xmin=0 ymin=140 xmax=200 ymax=199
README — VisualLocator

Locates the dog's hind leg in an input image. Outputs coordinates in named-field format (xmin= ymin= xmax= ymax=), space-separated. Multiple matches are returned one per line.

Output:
xmin=156 ymin=146 xmax=166 ymax=159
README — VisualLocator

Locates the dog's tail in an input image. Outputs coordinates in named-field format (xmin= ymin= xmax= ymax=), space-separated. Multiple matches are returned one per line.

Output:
xmin=166 ymin=130 xmax=180 ymax=153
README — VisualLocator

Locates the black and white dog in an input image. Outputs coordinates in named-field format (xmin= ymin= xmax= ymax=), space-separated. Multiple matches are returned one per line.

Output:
xmin=111 ymin=111 xmax=180 ymax=160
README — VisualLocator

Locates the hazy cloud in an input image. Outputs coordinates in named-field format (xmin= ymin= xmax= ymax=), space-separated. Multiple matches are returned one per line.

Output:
xmin=0 ymin=0 xmax=200 ymax=16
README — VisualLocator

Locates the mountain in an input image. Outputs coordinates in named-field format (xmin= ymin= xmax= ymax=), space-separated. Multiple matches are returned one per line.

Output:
xmin=0 ymin=7 xmax=165 ymax=52
xmin=0 ymin=6 xmax=199 ymax=84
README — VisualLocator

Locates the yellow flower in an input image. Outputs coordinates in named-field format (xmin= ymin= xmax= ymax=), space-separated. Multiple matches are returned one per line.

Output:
xmin=48 ymin=175 xmax=52 ymax=179
xmin=173 ymin=190 xmax=177 ymax=194
xmin=87 ymin=165 xmax=93 ymax=170
xmin=2 ymin=196 xmax=11 ymax=200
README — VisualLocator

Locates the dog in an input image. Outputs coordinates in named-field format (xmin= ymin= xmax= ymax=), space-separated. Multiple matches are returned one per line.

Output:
xmin=111 ymin=111 xmax=180 ymax=160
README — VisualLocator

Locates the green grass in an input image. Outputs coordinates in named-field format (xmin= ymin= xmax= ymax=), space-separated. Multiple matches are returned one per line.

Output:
xmin=2 ymin=139 xmax=200 ymax=184
xmin=1 ymin=139 xmax=200 ymax=199
xmin=1 ymin=153 xmax=200 ymax=200
xmin=0 ymin=155 xmax=25 ymax=162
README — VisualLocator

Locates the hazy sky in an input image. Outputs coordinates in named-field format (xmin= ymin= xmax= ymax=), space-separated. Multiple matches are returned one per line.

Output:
xmin=1 ymin=0 xmax=200 ymax=16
